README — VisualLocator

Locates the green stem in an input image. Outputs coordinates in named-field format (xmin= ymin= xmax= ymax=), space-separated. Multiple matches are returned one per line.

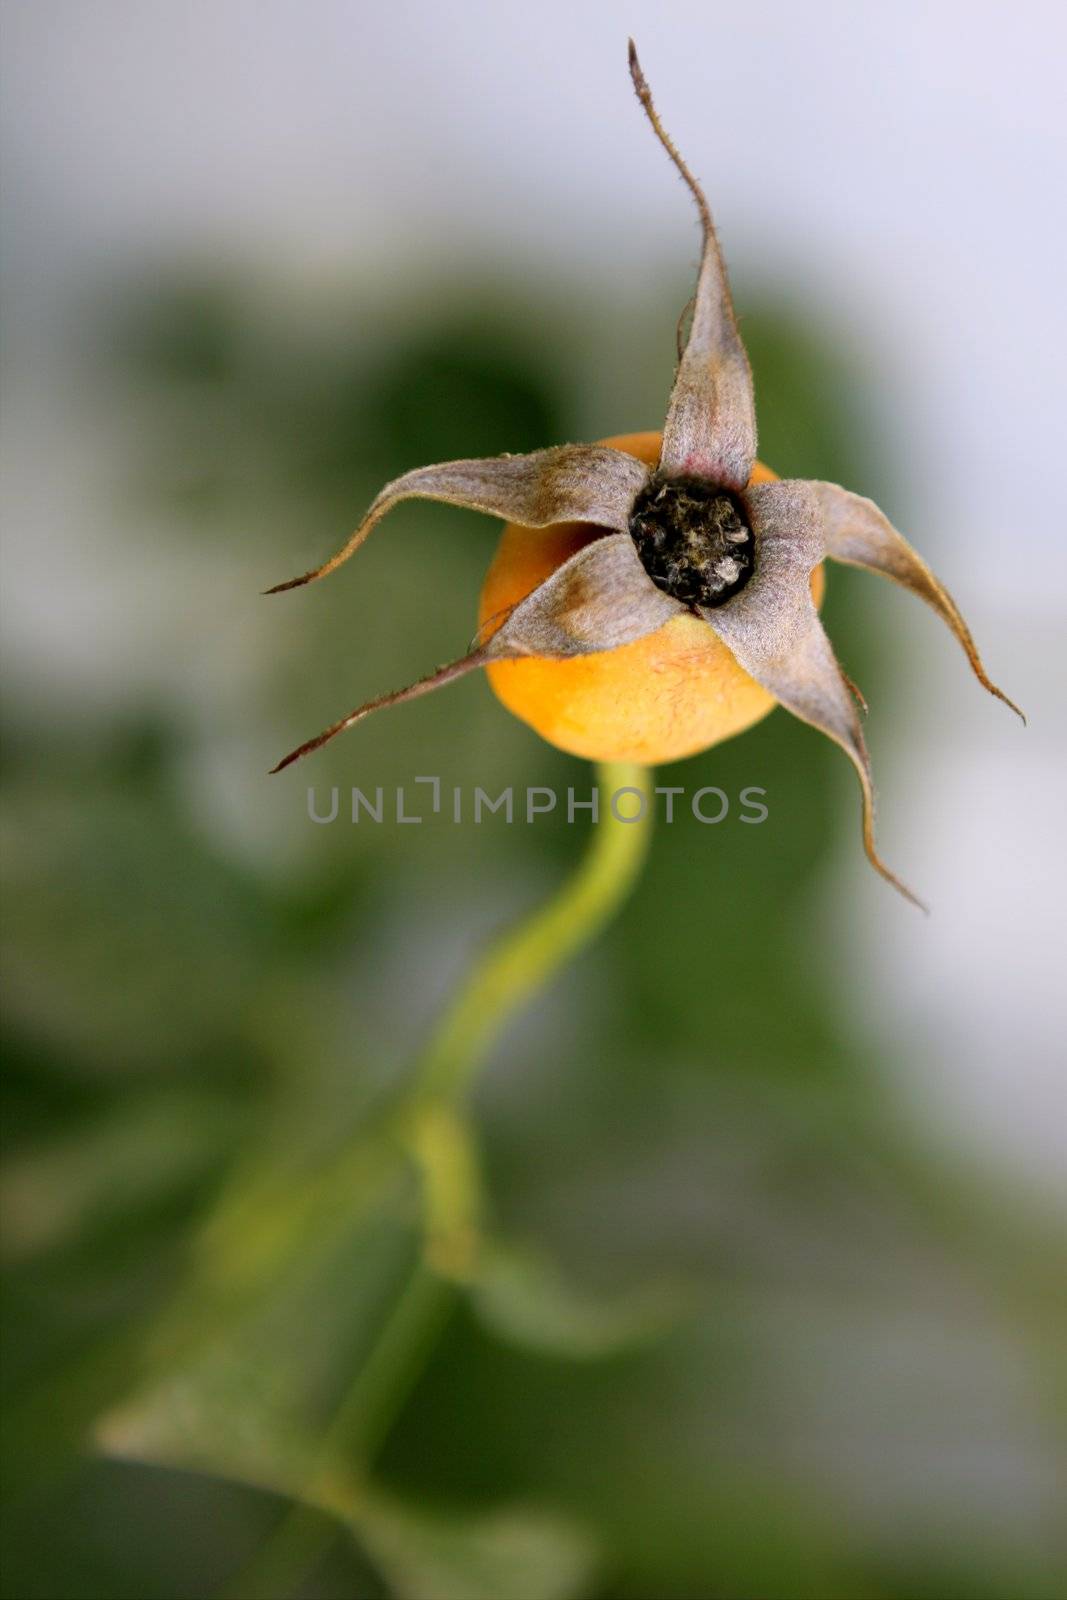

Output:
xmin=220 ymin=760 xmax=655 ymax=1599
xmin=414 ymin=760 xmax=655 ymax=1103
xmin=401 ymin=760 xmax=654 ymax=1273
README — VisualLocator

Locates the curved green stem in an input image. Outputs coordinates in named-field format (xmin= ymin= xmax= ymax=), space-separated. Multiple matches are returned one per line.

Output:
xmin=225 ymin=761 xmax=654 ymax=1598
xmin=414 ymin=760 xmax=655 ymax=1103
xmin=402 ymin=760 xmax=654 ymax=1273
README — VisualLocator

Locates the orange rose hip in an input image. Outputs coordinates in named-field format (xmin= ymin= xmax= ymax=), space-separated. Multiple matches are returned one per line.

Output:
xmin=479 ymin=431 xmax=823 ymax=765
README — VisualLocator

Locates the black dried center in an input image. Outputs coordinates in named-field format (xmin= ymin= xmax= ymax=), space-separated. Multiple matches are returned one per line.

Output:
xmin=629 ymin=474 xmax=754 ymax=608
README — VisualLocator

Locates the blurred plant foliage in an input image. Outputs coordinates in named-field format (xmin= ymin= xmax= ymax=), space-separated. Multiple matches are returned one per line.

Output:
xmin=2 ymin=267 xmax=1065 ymax=1600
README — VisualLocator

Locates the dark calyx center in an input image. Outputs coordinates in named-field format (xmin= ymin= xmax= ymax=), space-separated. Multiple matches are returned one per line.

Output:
xmin=629 ymin=474 xmax=754 ymax=608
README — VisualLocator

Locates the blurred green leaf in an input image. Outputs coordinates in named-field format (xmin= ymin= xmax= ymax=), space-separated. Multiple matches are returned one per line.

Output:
xmin=350 ymin=1491 xmax=599 ymax=1600
xmin=471 ymin=1243 xmax=685 ymax=1360
xmin=95 ymin=1204 xmax=417 ymax=1494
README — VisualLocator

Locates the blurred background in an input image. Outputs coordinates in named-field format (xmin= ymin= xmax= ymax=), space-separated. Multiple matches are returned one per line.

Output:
xmin=2 ymin=3 xmax=1065 ymax=1597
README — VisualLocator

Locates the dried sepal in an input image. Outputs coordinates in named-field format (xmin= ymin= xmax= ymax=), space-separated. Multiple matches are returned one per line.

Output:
xmin=629 ymin=41 xmax=756 ymax=492
xmin=269 ymin=654 xmax=489 ymax=772
xmin=485 ymin=532 xmax=684 ymax=656
xmin=701 ymin=480 xmax=923 ymax=907
xmin=811 ymin=481 xmax=1024 ymax=721
xmin=266 ymin=445 xmax=651 ymax=594
xmin=271 ymin=534 xmax=682 ymax=771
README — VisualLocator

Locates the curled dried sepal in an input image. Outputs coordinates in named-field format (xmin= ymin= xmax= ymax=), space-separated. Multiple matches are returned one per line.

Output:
xmin=702 ymin=480 xmax=924 ymax=908
xmin=270 ymin=654 xmax=488 ymax=772
xmin=629 ymin=41 xmax=756 ymax=492
xmin=271 ymin=534 xmax=682 ymax=771
xmin=812 ymin=482 xmax=1024 ymax=722
xmin=266 ymin=445 xmax=651 ymax=593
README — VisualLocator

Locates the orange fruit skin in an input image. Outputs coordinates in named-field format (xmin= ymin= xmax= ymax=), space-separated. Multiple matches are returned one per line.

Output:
xmin=479 ymin=431 xmax=825 ymax=765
